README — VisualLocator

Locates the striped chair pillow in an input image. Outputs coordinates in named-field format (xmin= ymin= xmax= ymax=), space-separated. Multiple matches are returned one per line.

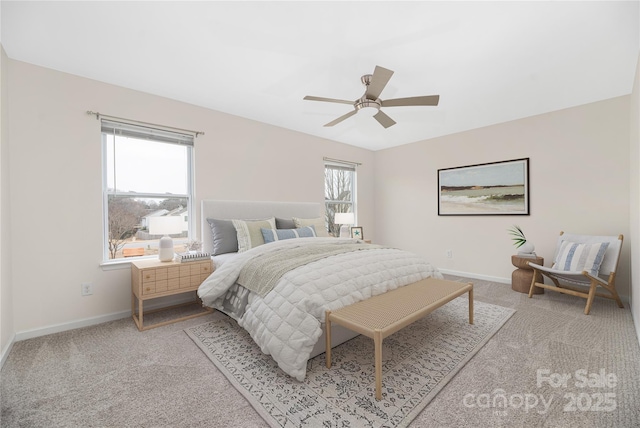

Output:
xmin=261 ymin=226 xmax=317 ymax=243
xmin=552 ymin=241 xmax=610 ymax=275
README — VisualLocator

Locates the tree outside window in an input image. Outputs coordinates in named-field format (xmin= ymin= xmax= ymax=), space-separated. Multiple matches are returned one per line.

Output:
xmin=325 ymin=162 xmax=356 ymax=236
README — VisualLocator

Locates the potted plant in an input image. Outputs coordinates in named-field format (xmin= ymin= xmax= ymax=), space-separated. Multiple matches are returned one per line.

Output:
xmin=184 ymin=240 xmax=203 ymax=253
xmin=508 ymin=225 xmax=535 ymax=254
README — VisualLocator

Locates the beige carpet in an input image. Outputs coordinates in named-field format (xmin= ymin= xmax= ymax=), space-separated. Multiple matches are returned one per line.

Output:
xmin=186 ymin=297 xmax=514 ymax=427
xmin=1 ymin=275 xmax=639 ymax=427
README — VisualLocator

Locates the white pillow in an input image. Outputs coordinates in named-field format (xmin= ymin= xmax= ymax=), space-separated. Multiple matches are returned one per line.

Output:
xmin=552 ymin=241 xmax=610 ymax=276
xmin=292 ymin=217 xmax=329 ymax=237
xmin=232 ymin=218 xmax=276 ymax=252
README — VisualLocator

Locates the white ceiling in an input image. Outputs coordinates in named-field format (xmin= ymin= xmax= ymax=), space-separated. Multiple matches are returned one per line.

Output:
xmin=2 ymin=1 xmax=639 ymax=151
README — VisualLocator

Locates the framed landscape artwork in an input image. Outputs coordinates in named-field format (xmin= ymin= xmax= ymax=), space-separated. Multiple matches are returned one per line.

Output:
xmin=438 ymin=158 xmax=529 ymax=216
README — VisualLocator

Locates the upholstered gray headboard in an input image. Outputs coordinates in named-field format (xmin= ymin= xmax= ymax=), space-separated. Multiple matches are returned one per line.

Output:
xmin=200 ymin=200 xmax=322 ymax=254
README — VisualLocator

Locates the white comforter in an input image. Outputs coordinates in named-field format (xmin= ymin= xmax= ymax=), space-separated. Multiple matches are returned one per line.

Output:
xmin=197 ymin=237 xmax=443 ymax=381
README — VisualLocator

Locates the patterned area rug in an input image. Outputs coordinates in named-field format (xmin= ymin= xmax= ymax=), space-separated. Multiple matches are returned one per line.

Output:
xmin=186 ymin=298 xmax=514 ymax=427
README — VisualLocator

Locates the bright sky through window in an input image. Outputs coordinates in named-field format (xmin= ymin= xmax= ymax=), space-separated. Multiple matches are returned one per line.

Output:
xmin=106 ymin=137 xmax=188 ymax=194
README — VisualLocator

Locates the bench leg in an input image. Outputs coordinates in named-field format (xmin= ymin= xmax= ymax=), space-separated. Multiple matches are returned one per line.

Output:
xmin=325 ymin=310 xmax=332 ymax=369
xmin=374 ymin=330 xmax=382 ymax=400
xmin=468 ymin=286 xmax=474 ymax=325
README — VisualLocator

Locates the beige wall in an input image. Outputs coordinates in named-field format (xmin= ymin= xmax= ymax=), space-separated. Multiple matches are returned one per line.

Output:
xmin=2 ymin=55 xmax=638 ymax=345
xmin=374 ymin=96 xmax=632 ymax=298
xmin=0 ymin=45 xmax=14 ymax=362
xmin=630 ymin=53 xmax=639 ymax=339
xmin=6 ymin=59 xmax=375 ymax=334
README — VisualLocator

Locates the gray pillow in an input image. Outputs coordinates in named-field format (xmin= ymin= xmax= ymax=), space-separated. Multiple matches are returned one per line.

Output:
xmin=275 ymin=217 xmax=296 ymax=229
xmin=206 ymin=218 xmax=238 ymax=255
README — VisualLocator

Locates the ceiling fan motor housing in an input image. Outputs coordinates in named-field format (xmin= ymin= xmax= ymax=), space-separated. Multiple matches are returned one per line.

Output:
xmin=360 ymin=74 xmax=373 ymax=86
xmin=355 ymin=97 xmax=381 ymax=114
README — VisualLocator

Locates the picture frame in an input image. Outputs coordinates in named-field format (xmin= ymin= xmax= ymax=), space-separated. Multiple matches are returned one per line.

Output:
xmin=350 ymin=226 xmax=364 ymax=240
xmin=438 ymin=158 xmax=529 ymax=216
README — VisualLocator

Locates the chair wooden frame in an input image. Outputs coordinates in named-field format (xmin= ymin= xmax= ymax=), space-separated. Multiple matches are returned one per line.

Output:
xmin=528 ymin=231 xmax=624 ymax=315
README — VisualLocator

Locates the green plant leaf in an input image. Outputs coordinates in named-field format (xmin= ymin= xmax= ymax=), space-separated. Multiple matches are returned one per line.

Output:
xmin=507 ymin=225 xmax=527 ymax=248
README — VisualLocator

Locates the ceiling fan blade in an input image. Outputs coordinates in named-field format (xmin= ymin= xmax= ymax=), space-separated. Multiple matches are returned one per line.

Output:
xmin=373 ymin=110 xmax=396 ymax=128
xmin=304 ymin=95 xmax=354 ymax=105
xmin=365 ymin=66 xmax=394 ymax=100
xmin=381 ymin=95 xmax=440 ymax=107
xmin=324 ymin=109 xmax=357 ymax=127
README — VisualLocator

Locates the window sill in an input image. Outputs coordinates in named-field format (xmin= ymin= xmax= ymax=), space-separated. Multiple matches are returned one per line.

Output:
xmin=100 ymin=256 xmax=157 ymax=271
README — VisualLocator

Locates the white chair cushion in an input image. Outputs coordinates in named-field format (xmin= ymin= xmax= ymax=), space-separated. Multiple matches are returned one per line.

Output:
xmin=552 ymin=241 xmax=610 ymax=276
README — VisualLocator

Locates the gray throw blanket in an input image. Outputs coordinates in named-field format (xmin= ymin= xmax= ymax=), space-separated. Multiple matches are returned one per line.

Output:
xmin=237 ymin=241 xmax=383 ymax=297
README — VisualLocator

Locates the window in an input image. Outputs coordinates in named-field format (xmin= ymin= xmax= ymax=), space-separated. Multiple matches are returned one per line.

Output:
xmin=102 ymin=120 xmax=194 ymax=261
xmin=324 ymin=160 xmax=356 ymax=237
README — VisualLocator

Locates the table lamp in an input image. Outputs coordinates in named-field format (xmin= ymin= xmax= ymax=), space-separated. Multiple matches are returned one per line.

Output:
xmin=149 ymin=216 xmax=183 ymax=262
xmin=334 ymin=212 xmax=355 ymax=238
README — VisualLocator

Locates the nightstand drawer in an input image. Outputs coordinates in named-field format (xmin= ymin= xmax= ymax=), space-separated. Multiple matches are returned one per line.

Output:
xmin=180 ymin=276 xmax=191 ymax=288
xmin=199 ymin=262 xmax=212 ymax=275
xmin=143 ymin=283 xmax=155 ymax=295
xmin=168 ymin=278 xmax=180 ymax=290
xmin=155 ymin=279 xmax=168 ymax=292
xmin=142 ymin=271 xmax=156 ymax=283
xmin=155 ymin=268 xmax=168 ymax=280
xmin=168 ymin=267 xmax=180 ymax=279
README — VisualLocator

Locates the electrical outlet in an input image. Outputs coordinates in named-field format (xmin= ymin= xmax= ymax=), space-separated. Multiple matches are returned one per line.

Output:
xmin=446 ymin=250 xmax=453 ymax=259
xmin=81 ymin=282 xmax=93 ymax=296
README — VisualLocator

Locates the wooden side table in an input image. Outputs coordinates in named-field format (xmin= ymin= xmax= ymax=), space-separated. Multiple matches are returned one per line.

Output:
xmin=511 ymin=255 xmax=544 ymax=294
xmin=131 ymin=258 xmax=213 ymax=331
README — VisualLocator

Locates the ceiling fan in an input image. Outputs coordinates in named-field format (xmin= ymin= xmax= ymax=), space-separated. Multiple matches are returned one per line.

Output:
xmin=303 ymin=65 xmax=439 ymax=129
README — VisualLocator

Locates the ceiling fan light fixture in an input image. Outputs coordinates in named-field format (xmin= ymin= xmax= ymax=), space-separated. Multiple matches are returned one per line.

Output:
xmin=355 ymin=98 xmax=380 ymax=116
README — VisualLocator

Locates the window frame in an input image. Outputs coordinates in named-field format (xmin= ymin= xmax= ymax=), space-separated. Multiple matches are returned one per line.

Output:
xmin=324 ymin=160 xmax=357 ymax=237
xmin=100 ymin=120 xmax=195 ymax=264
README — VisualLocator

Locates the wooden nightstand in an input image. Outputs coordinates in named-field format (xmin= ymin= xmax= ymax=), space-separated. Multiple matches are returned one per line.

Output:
xmin=131 ymin=258 xmax=213 ymax=331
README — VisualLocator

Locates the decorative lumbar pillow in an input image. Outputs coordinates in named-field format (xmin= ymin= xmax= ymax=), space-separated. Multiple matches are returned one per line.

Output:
xmin=292 ymin=217 xmax=329 ymax=237
xmin=275 ymin=217 xmax=296 ymax=229
xmin=206 ymin=218 xmax=239 ymax=255
xmin=232 ymin=218 xmax=276 ymax=252
xmin=261 ymin=226 xmax=317 ymax=243
xmin=552 ymin=241 xmax=610 ymax=276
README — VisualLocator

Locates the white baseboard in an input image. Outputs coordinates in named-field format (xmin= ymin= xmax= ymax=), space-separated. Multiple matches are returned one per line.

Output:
xmin=438 ymin=268 xmax=511 ymax=285
xmin=439 ymin=269 xmax=632 ymax=304
xmin=13 ymin=294 xmax=197 ymax=343
xmin=0 ymin=332 xmax=16 ymax=371
xmin=14 ymin=310 xmax=131 ymax=342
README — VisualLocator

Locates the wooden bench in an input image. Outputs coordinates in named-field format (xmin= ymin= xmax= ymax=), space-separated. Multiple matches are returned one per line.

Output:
xmin=123 ymin=247 xmax=145 ymax=257
xmin=325 ymin=277 xmax=473 ymax=400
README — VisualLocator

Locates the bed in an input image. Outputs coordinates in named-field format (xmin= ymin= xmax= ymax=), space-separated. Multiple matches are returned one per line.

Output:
xmin=198 ymin=199 xmax=443 ymax=381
